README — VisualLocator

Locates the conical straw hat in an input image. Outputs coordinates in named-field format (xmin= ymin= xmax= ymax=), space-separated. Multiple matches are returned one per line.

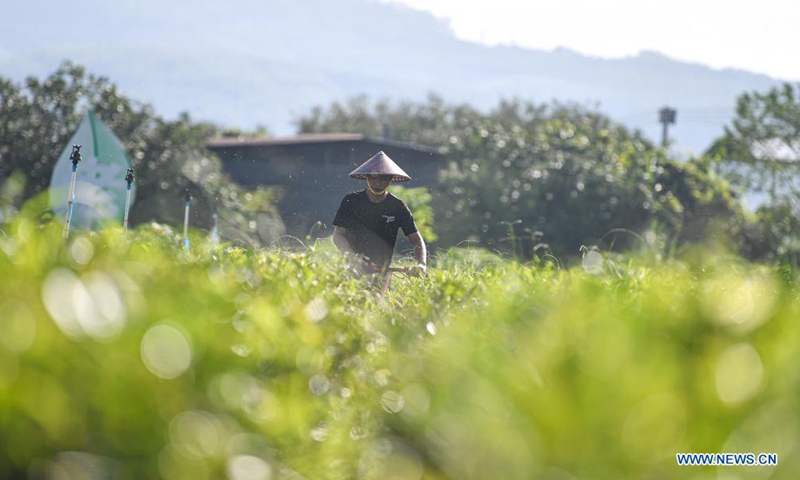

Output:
xmin=349 ymin=151 xmax=411 ymax=182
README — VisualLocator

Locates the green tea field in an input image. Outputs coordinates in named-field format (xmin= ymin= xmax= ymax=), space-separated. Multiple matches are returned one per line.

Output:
xmin=1 ymin=215 xmax=798 ymax=479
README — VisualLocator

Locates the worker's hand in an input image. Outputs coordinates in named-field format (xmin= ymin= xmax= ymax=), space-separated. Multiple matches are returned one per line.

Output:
xmin=344 ymin=252 xmax=367 ymax=269
xmin=353 ymin=254 xmax=374 ymax=271
xmin=408 ymin=264 xmax=427 ymax=277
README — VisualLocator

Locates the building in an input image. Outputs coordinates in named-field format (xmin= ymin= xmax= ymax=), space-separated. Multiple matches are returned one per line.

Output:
xmin=207 ymin=133 xmax=446 ymax=239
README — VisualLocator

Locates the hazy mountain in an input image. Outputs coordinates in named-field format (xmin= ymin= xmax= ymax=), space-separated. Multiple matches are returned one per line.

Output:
xmin=0 ymin=0 xmax=785 ymax=153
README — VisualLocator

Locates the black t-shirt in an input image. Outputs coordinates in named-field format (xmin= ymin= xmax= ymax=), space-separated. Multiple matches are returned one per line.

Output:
xmin=332 ymin=190 xmax=418 ymax=267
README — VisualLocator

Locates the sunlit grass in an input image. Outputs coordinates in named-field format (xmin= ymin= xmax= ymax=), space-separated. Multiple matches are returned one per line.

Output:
xmin=1 ymin=212 xmax=799 ymax=479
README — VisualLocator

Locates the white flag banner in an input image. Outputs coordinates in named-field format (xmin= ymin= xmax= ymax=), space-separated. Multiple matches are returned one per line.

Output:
xmin=49 ymin=112 xmax=136 ymax=229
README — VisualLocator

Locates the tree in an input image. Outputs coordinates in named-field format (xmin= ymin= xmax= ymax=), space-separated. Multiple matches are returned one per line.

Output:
xmin=296 ymin=92 xmax=480 ymax=147
xmin=707 ymin=83 xmax=800 ymax=262
xmin=0 ymin=62 xmax=284 ymax=247
xmin=707 ymin=83 xmax=800 ymax=203
xmin=439 ymin=102 xmax=744 ymax=258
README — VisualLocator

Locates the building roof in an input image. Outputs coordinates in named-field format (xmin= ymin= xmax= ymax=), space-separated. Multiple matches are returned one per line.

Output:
xmin=206 ymin=133 xmax=443 ymax=154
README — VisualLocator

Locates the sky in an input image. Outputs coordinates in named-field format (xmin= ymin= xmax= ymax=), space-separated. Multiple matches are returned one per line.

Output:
xmin=379 ymin=0 xmax=799 ymax=81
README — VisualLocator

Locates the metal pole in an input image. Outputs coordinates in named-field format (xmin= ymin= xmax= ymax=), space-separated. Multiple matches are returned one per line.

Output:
xmin=183 ymin=190 xmax=191 ymax=251
xmin=210 ymin=209 xmax=219 ymax=248
xmin=62 ymin=145 xmax=82 ymax=239
xmin=123 ymin=168 xmax=134 ymax=230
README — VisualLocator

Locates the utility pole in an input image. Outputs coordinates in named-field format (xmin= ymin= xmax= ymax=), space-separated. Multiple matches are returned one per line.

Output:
xmin=659 ymin=106 xmax=677 ymax=147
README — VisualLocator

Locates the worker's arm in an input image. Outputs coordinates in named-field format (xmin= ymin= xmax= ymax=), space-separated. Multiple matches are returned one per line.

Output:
xmin=408 ymin=231 xmax=427 ymax=275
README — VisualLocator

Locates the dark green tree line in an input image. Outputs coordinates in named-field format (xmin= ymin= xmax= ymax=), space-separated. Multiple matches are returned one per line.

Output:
xmin=298 ymin=96 xmax=744 ymax=259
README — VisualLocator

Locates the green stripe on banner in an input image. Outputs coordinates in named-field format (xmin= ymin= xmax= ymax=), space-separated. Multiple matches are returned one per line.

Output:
xmin=89 ymin=111 xmax=100 ymax=158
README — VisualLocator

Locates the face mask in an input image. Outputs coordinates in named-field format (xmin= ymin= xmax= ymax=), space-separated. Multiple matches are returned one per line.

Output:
xmin=367 ymin=178 xmax=389 ymax=195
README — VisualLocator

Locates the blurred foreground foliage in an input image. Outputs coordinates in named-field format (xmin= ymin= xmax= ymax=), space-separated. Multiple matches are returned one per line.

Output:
xmin=1 ymin=207 xmax=799 ymax=479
